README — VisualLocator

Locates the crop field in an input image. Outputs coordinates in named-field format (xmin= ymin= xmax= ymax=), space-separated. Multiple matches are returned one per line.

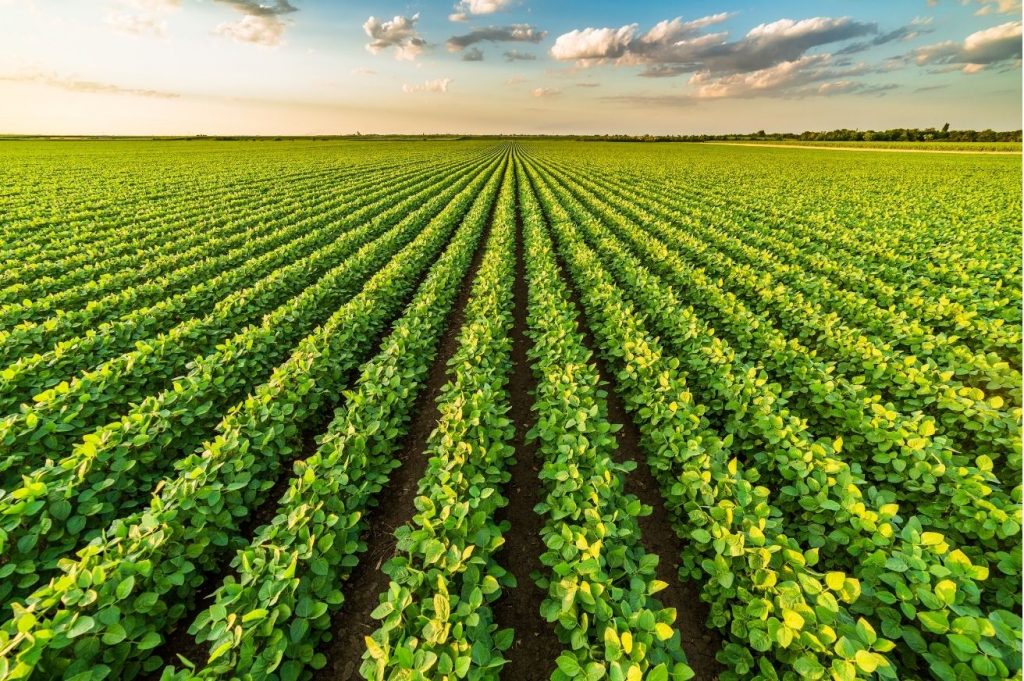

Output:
xmin=0 ymin=139 xmax=1020 ymax=681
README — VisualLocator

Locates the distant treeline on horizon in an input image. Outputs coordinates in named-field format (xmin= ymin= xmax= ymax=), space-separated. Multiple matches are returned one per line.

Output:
xmin=2 ymin=127 xmax=1020 ymax=142
xmin=575 ymin=127 xmax=1022 ymax=143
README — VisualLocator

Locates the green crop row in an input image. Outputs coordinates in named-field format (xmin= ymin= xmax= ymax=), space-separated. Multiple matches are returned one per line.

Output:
xmin=151 ymin=149 xmax=507 ymax=681
xmin=517 ymin=155 xmax=695 ymax=681
xmin=0 ymin=153 xmax=503 ymax=680
xmin=359 ymin=155 xmax=518 ymax=681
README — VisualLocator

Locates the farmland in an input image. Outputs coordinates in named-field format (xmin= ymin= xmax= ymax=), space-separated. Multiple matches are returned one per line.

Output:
xmin=0 ymin=139 xmax=1020 ymax=681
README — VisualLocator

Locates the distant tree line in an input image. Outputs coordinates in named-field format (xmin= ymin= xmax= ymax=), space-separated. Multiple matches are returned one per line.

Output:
xmin=576 ymin=126 xmax=1022 ymax=143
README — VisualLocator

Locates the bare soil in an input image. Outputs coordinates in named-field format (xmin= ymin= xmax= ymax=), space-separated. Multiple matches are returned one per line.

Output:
xmin=489 ymin=183 xmax=562 ymax=678
xmin=313 ymin=184 xmax=500 ymax=681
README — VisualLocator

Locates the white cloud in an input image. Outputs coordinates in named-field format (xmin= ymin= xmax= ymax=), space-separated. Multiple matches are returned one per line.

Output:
xmin=105 ymin=0 xmax=180 ymax=37
xmin=550 ymin=14 xmax=876 ymax=76
xmin=365 ymin=14 xmax=426 ymax=61
xmin=449 ymin=0 xmax=514 ymax=21
xmin=551 ymin=25 xmax=638 ymax=61
xmin=972 ymin=0 xmax=1022 ymax=15
xmin=531 ymin=86 xmax=560 ymax=97
xmin=212 ymin=0 xmax=296 ymax=47
xmin=215 ymin=14 xmax=286 ymax=46
xmin=351 ymin=67 xmax=377 ymax=76
xmin=402 ymin=77 xmax=452 ymax=94
xmin=689 ymin=54 xmax=828 ymax=98
xmin=914 ymin=20 xmax=1022 ymax=70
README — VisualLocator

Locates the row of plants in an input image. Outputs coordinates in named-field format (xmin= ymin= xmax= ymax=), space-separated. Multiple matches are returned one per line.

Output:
xmin=529 ymin=154 xmax=1023 ymax=572
xmin=0 ymin=162 xmax=363 ymax=329
xmin=524 ymin=157 xmax=1022 ymax=680
xmin=0 ymin=149 xmax=507 ymax=680
xmin=0 ymin=151 xmax=481 ymax=364
xmin=524 ymin=149 xmax=1022 ymax=493
xmin=517 ymin=155 xmax=695 ymax=681
xmin=153 ymin=152 xmax=508 ymax=680
xmin=614 ymin=166 xmax=1019 ymax=387
xmin=602 ymin=156 xmax=1021 ymax=360
xmin=594 ymin=143 xmax=1020 ymax=308
xmin=0 ymin=150 xmax=495 ymax=415
xmin=0 ymin=165 xmax=344 ymax=312
xmin=359 ymin=156 xmax=518 ymax=680
xmin=0 ymin=145 xmax=453 ymax=290
xmin=596 ymin=162 xmax=1021 ymax=368
xmin=0 ymin=155 xmax=505 ymax=612
xmin=522 ymin=155 xmax=916 ymax=680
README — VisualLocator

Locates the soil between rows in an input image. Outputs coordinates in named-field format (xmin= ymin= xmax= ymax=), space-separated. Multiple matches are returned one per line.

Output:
xmin=148 ymin=174 xmax=494 ymax=679
xmin=489 ymin=175 xmax=562 ymax=678
xmin=313 ymin=172 xmax=502 ymax=681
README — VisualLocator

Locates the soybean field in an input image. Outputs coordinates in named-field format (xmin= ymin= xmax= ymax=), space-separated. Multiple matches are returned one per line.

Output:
xmin=0 ymin=139 xmax=1020 ymax=681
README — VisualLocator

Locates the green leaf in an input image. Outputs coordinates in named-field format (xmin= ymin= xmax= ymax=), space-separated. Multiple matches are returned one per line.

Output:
xmin=647 ymin=663 xmax=669 ymax=681
xmin=918 ymin=610 xmax=950 ymax=634
xmin=67 ymin=616 xmax=95 ymax=639
xmin=138 ymin=631 xmax=162 ymax=651
xmin=557 ymin=654 xmax=581 ymax=676
xmin=115 ymin=576 xmax=135 ymax=600
xmin=854 ymin=650 xmax=878 ymax=673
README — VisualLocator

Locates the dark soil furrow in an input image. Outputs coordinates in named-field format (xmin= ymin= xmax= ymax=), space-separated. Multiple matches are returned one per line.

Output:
xmin=147 ymin=177 xmax=488 ymax=679
xmin=312 ymin=169 xmax=502 ymax=681
xmin=490 ymin=162 xmax=562 ymax=678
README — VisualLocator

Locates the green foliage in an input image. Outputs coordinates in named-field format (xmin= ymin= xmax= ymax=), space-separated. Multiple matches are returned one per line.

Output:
xmin=518 ymin=157 xmax=694 ymax=681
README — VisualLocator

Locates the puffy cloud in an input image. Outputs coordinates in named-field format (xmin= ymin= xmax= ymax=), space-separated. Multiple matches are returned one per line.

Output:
xmin=503 ymin=49 xmax=537 ymax=61
xmin=105 ymin=0 xmax=181 ymax=37
xmin=365 ymin=14 xmax=427 ymax=61
xmin=462 ymin=46 xmax=485 ymax=61
xmin=703 ymin=17 xmax=876 ymax=73
xmin=447 ymin=25 xmax=546 ymax=51
xmin=531 ymin=86 xmax=560 ymax=97
xmin=0 ymin=69 xmax=178 ymax=98
xmin=688 ymin=54 xmax=828 ymax=97
xmin=449 ymin=0 xmax=515 ymax=21
xmin=551 ymin=15 xmax=876 ymax=76
xmin=402 ymin=77 xmax=452 ymax=94
xmin=914 ymin=21 xmax=1022 ymax=72
xmin=213 ymin=0 xmax=296 ymax=46
xmin=215 ymin=14 xmax=287 ymax=45
xmin=550 ymin=25 xmax=638 ymax=61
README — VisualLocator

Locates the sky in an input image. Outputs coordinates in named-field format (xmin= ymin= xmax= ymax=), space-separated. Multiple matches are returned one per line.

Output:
xmin=0 ymin=0 xmax=1020 ymax=135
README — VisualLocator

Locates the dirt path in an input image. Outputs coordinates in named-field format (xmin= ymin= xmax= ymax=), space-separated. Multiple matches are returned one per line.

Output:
xmin=490 ymin=174 xmax=562 ymax=678
xmin=312 ymin=179 xmax=501 ymax=681
xmin=703 ymin=141 xmax=1020 ymax=155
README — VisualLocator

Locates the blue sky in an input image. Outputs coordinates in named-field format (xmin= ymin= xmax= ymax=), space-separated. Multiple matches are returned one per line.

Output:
xmin=0 ymin=0 xmax=1020 ymax=134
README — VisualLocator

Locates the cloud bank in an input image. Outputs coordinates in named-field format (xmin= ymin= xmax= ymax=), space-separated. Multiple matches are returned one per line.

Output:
xmin=914 ymin=21 xmax=1022 ymax=72
xmin=447 ymin=24 xmax=545 ymax=51
xmin=449 ymin=0 xmax=515 ymax=22
xmin=213 ymin=0 xmax=296 ymax=46
xmin=365 ymin=14 xmax=426 ymax=61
